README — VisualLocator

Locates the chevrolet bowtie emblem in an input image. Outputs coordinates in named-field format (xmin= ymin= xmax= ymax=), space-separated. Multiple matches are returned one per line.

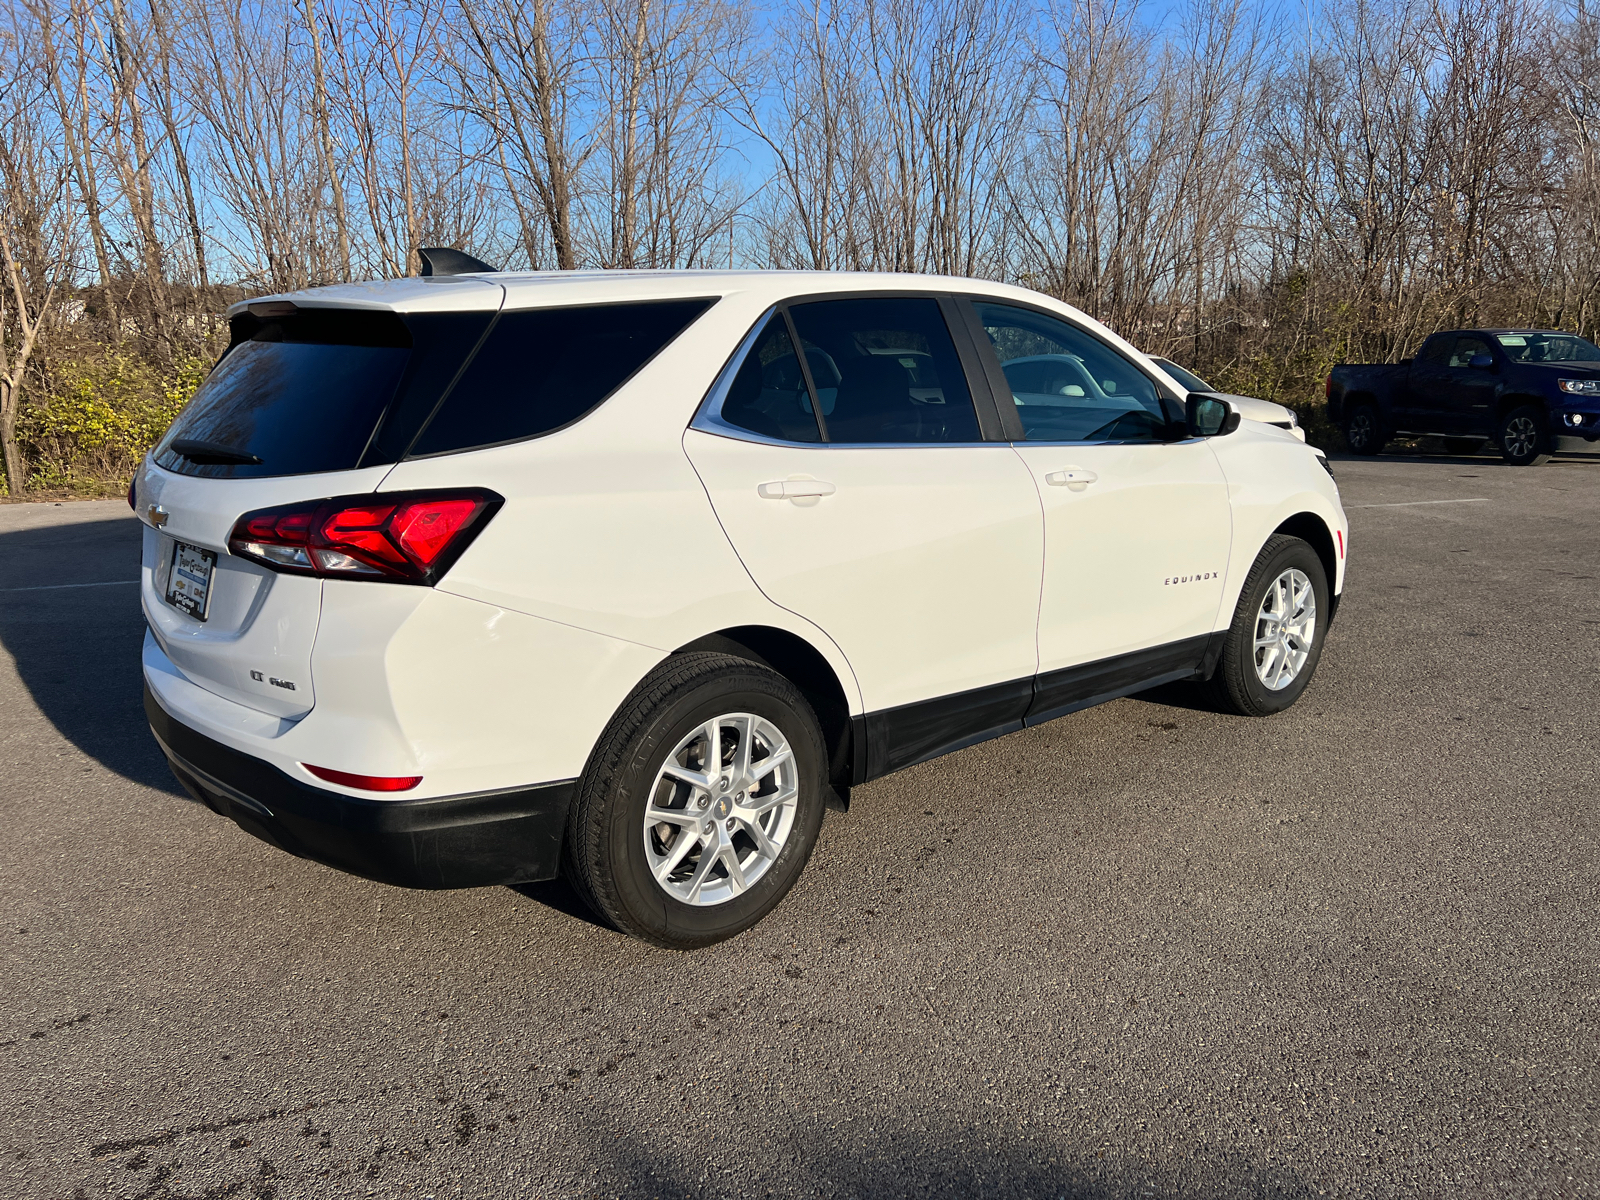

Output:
xmin=148 ymin=504 xmax=169 ymax=528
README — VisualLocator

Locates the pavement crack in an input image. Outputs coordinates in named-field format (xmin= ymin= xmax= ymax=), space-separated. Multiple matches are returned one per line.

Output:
xmin=90 ymin=1100 xmax=328 ymax=1158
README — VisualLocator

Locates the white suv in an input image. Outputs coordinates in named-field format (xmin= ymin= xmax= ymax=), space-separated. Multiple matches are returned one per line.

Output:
xmin=136 ymin=270 xmax=1347 ymax=948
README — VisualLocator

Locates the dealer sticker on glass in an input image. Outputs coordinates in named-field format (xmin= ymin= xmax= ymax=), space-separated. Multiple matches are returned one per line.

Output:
xmin=166 ymin=541 xmax=216 ymax=620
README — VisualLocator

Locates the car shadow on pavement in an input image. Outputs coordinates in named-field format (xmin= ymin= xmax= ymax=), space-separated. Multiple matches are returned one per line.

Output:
xmin=510 ymin=876 xmax=613 ymax=931
xmin=0 ymin=515 xmax=183 ymax=796
xmin=592 ymin=1110 xmax=1319 ymax=1198
xmin=1129 ymin=678 xmax=1238 ymax=716
xmin=1322 ymin=447 xmax=1600 ymax=467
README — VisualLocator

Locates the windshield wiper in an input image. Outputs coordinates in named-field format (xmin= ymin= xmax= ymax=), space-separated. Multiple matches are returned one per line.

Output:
xmin=169 ymin=438 xmax=262 ymax=465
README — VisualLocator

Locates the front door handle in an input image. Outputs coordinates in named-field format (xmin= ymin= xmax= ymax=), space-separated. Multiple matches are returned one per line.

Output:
xmin=1044 ymin=467 xmax=1098 ymax=491
xmin=757 ymin=479 xmax=837 ymax=500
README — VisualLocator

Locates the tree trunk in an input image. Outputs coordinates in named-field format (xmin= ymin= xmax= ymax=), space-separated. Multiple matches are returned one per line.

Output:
xmin=0 ymin=377 xmax=26 ymax=498
xmin=304 ymin=0 xmax=352 ymax=280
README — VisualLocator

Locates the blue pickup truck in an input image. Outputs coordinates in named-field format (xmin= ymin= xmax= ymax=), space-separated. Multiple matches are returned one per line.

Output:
xmin=1327 ymin=329 xmax=1600 ymax=465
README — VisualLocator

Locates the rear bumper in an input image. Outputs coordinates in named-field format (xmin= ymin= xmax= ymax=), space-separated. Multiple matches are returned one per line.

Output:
xmin=145 ymin=684 xmax=575 ymax=889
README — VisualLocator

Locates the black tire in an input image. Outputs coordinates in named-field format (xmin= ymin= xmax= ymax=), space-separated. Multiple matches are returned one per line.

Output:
xmin=1211 ymin=534 xmax=1330 ymax=717
xmin=1498 ymin=405 xmax=1552 ymax=466
xmin=565 ymin=652 xmax=827 ymax=949
xmin=1443 ymin=437 xmax=1484 ymax=456
xmin=1343 ymin=403 xmax=1383 ymax=455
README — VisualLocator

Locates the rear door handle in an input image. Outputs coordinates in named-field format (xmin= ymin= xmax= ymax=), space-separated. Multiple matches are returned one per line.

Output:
xmin=758 ymin=479 xmax=836 ymax=500
xmin=1044 ymin=468 xmax=1097 ymax=490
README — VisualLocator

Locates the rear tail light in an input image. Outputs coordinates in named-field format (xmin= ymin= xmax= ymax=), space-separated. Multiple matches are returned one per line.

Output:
xmin=304 ymin=764 xmax=422 ymax=792
xmin=229 ymin=489 xmax=502 ymax=584
xmin=1325 ymin=375 xmax=1332 ymax=399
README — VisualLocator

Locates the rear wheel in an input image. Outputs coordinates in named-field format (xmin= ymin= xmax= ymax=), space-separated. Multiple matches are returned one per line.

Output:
xmin=1211 ymin=535 xmax=1330 ymax=717
xmin=565 ymin=652 xmax=827 ymax=949
xmin=1498 ymin=405 xmax=1552 ymax=466
xmin=1344 ymin=403 xmax=1383 ymax=455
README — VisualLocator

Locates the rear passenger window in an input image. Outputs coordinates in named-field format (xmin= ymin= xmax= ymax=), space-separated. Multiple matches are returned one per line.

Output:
xmin=408 ymin=299 xmax=713 ymax=456
xmin=785 ymin=297 xmax=981 ymax=444
xmin=721 ymin=313 xmax=823 ymax=442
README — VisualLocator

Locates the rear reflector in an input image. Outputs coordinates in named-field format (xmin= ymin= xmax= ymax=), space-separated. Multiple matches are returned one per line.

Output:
xmin=304 ymin=764 xmax=422 ymax=792
xmin=228 ymin=489 xmax=502 ymax=584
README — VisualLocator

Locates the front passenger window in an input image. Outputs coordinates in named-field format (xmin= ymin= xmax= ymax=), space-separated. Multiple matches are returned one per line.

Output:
xmin=1415 ymin=334 xmax=1452 ymax=365
xmin=972 ymin=302 xmax=1169 ymax=443
xmin=1447 ymin=336 xmax=1492 ymax=368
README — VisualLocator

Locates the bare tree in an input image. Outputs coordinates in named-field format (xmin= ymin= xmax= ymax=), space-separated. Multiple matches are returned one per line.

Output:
xmin=304 ymin=0 xmax=353 ymax=278
xmin=5 ymin=0 xmax=1600 ymax=493
xmin=1549 ymin=0 xmax=1600 ymax=335
xmin=733 ymin=0 xmax=875 ymax=269
xmin=453 ymin=0 xmax=590 ymax=268
xmin=0 ymin=20 xmax=75 ymax=493
xmin=588 ymin=0 xmax=747 ymax=267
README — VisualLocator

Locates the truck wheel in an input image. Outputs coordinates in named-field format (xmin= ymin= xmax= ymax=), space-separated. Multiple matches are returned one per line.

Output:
xmin=1344 ymin=404 xmax=1383 ymax=455
xmin=1211 ymin=535 xmax=1330 ymax=717
xmin=1443 ymin=437 xmax=1484 ymax=456
xmin=565 ymin=652 xmax=827 ymax=949
xmin=1498 ymin=406 xmax=1552 ymax=466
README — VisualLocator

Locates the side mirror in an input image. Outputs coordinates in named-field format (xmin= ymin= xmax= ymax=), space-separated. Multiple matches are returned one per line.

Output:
xmin=1186 ymin=393 xmax=1242 ymax=437
xmin=1469 ymin=354 xmax=1494 ymax=371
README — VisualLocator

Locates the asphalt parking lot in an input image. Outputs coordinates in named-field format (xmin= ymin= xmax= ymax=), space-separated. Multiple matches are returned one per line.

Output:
xmin=2 ymin=449 xmax=1598 ymax=1200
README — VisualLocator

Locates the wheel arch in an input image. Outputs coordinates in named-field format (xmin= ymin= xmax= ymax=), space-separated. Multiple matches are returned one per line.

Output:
xmin=1342 ymin=390 xmax=1381 ymax=422
xmin=1272 ymin=511 xmax=1340 ymax=622
xmin=1496 ymin=393 xmax=1546 ymax=422
xmin=674 ymin=626 xmax=856 ymax=804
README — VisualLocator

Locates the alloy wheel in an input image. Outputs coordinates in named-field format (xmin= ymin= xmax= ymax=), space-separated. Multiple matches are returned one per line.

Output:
xmin=1347 ymin=410 xmax=1374 ymax=451
xmin=1253 ymin=568 xmax=1316 ymax=691
xmin=1504 ymin=415 xmax=1540 ymax=458
xmin=642 ymin=712 xmax=799 ymax=906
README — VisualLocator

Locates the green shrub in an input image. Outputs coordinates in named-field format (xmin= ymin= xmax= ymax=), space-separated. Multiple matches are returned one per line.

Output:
xmin=18 ymin=351 xmax=202 ymax=494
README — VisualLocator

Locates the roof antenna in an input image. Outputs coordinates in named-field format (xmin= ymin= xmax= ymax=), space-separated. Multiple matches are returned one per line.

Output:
xmin=416 ymin=247 xmax=499 ymax=277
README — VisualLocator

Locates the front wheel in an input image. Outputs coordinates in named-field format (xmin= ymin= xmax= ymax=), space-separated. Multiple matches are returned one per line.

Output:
xmin=565 ymin=652 xmax=827 ymax=949
xmin=1499 ymin=405 xmax=1552 ymax=466
xmin=1344 ymin=403 xmax=1384 ymax=455
xmin=1211 ymin=535 xmax=1330 ymax=717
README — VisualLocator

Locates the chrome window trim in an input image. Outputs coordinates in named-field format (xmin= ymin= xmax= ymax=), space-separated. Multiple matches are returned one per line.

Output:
xmin=1015 ymin=438 xmax=1208 ymax=448
xmin=692 ymin=429 xmax=1002 ymax=451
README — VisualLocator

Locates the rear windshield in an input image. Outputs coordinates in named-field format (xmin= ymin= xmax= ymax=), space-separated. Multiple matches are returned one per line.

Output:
xmin=406 ymin=298 xmax=714 ymax=457
xmin=154 ymin=308 xmax=416 ymax=479
xmin=154 ymin=297 xmax=712 ymax=477
xmin=1152 ymin=357 xmax=1212 ymax=393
